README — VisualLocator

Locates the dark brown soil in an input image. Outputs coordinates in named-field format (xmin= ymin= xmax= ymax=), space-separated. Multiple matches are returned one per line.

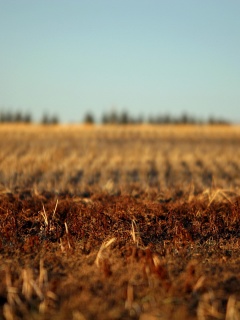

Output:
xmin=1 ymin=190 xmax=240 ymax=319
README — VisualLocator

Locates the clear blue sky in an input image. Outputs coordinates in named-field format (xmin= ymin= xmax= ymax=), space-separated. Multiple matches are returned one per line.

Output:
xmin=0 ymin=0 xmax=240 ymax=123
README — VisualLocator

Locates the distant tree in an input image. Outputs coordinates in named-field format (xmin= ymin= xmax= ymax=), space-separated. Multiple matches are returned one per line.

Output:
xmin=83 ymin=112 xmax=95 ymax=124
xmin=0 ymin=112 xmax=5 ymax=122
xmin=5 ymin=112 xmax=13 ymax=122
xmin=0 ymin=110 xmax=32 ymax=123
xmin=41 ymin=113 xmax=50 ymax=125
xmin=102 ymin=113 xmax=108 ymax=124
xmin=41 ymin=113 xmax=59 ymax=125
xmin=99 ymin=111 xmax=231 ymax=126
xmin=136 ymin=115 xmax=144 ymax=124
xmin=108 ymin=110 xmax=118 ymax=124
xmin=51 ymin=115 xmax=59 ymax=125
xmin=148 ymin=116 xmax=155 ymax=124
xmin=119 ymin=111 xmax=129 ymax=124
xmin=14 ymin=112 xmax=23 ymax=123
xmin=148 ymin=114 xmax=172 ymax=124
xmin=163 ymin=114 xmax=172 ymax=124
xmin=101 ymin=110 xmax=144 ymax=125
xmin=24 ymin=113 xmax=32 ymax=123
xmin=101 ymin=110 xmax=118 ymax=124
xmin=208 ymin=116 xmax=230 ymax=125
xmin=180 ymin=113 xmax=189 ymax=124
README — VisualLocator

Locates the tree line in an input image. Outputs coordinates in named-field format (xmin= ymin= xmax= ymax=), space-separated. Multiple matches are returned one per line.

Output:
xmin=0 ymin=109 xmax=230 ymax=125
xmin=0 ymin=111 xmax=59 ymax=125
xmin=84 ymin=110 xmax=230 ymax=125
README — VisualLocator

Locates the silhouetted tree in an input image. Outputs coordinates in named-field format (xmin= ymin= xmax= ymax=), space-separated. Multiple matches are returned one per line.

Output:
xmin=119 ymin=111 xmax=129 ymax=124
xmin=41 ymin=113 xmax=59 ymax=125
xmin=24 ymin=113 xmax=32 ymax=123
xmin=51 ymin=115 xmax=59 ymax=124
xmin=41 ymin=113 xmax=49 ymax=125
xmin=102 ymin=111 xmax=118 ymax=124
xmin=14 ymin=112 xmax=23 ymax=122
xmin=83 ymin=112 xmax=95 ymax=124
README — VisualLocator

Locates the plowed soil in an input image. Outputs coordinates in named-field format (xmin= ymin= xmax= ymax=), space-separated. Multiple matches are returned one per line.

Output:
xmin=0 ymin=124 xmax=240 ymax=320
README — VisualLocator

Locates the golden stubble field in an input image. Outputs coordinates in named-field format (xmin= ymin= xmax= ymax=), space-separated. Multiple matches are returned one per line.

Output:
xmin=0 ymin=124 xmax=240 ymax=320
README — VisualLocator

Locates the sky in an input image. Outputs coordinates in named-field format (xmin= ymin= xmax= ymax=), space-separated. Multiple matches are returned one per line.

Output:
xmin=0 ymin=0 xmax=240 ymax=123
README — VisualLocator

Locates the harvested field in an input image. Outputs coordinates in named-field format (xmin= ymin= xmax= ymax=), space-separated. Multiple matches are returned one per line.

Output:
xmin=0 ymin=124 xmax=240 ymax=320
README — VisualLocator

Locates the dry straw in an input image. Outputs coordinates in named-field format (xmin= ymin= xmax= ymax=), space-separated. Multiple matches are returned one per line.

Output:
xmin=95 ymin=237 xmax=116 ymax=267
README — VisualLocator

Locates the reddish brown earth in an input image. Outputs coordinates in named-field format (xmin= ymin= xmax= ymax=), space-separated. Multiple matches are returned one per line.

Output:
xmin=0 ymin=125 xmax=240 ymax=319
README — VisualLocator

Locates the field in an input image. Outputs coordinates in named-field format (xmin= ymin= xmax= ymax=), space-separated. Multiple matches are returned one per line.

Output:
xmin=1 ymin=124 xmax=240 ymax=320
